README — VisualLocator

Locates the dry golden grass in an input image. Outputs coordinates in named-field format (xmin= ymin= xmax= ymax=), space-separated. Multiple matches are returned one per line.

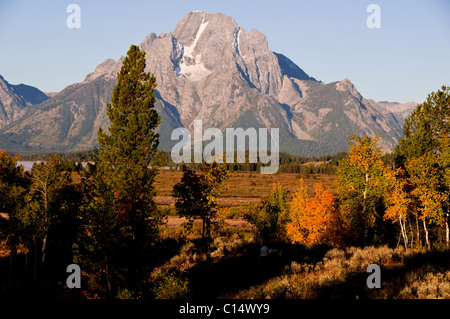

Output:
xmin=235 ymin=246 xmax=450 ymax=299
xmin=155 ymin=170 xmax=337 ymax=198
xmin=70 ymin=170 xmax=337 ymax=214
xmin=397 ymin=268 xmax=450 ymax=299
xmin=154 ymin=170 xmax=338 ymax=218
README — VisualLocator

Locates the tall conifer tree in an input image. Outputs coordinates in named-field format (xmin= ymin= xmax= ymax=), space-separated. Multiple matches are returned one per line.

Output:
xmin=96 ymin=44 xmax=161 ymax=292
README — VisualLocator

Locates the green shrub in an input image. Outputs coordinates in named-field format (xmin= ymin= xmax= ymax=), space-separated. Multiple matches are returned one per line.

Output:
xmin=244 ymin=185 xmax=288 ymax=244
xmin=152 ymin=270 xmax=190 ymax=299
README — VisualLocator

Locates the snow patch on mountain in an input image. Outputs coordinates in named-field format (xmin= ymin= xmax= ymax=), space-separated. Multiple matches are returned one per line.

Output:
xmin=176 ymin=14 xmax=211 ymax=81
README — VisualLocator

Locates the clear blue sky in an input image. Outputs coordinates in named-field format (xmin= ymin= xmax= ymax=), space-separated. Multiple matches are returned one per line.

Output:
xmin=0 ymin=0 xmax=449 ymax=103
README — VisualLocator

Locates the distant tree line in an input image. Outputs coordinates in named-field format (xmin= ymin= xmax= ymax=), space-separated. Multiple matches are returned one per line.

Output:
xmin=11 ymin=149 xmax=99 ymax=163
xmin=10 ymin=148 xmax=398 ymax=177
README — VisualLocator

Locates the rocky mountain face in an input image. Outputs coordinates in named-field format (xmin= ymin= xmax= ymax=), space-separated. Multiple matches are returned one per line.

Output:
xmin=0 ymin=75 xmax=49 ymax=129
xmin=0 ymin=11 xmax=416 ymax=156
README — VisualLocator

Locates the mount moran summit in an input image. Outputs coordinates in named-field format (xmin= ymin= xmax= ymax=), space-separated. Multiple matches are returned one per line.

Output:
xmin=0 ymin=11 xmax=416 ymax=156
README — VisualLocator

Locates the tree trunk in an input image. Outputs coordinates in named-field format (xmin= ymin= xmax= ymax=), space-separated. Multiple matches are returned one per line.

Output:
xmin=446 ymin=198 xmax=449 ymax=248
xmin=446 ymin=212 xmax=449 ymax=247
xmin=423 ymin=219 xmax=430 ymax=251
xmin=41 ymin=235 xmax=48 ymax=267
xmin=362 ymin=173 xmax=369 ymax=245
xmin=41 ymin=190 xmax=49 ymax=268
xmin=415 ymin=211 xmax=420 ymax=249
xmin=104 ymin=251 xmax=112 ymax=298
xmin=399 ymin=215 xmax=408 ymax=250
xmin=408 ymin=215 xmax=414 ymax=250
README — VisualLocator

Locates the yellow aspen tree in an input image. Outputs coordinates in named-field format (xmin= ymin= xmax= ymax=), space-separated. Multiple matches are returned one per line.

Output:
xmin=337 ymin=135 xmax=391 ymax=245
xmin=406 ymin=153 xmax=446 ymax=250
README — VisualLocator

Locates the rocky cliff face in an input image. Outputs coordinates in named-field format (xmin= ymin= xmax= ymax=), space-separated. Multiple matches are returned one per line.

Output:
xmin=136 ymin=11 xmax=317 ymax=132
xmin=0 ymin=75 xmax=49 ymax=129
xmin=0 ymin=11 xmax=416 ymax=156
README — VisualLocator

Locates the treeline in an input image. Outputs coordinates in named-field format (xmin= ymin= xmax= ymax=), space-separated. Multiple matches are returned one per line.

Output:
xmin=173 ymin=151 xmax=394 ymax=175
xmin=11 ymin=150 xmax=346 ymax=175
xmin=159 ymin=151 xmax=350 ymax=174
xmin=11 ymin=150 xmax=98 ymax=173
xmin=11 ymin=149 xmax=99 ymax=163
xmin=10 ymin=149 xmax=396 ymax=176
xmin=166 ymin=151 xmax=348 ymax=174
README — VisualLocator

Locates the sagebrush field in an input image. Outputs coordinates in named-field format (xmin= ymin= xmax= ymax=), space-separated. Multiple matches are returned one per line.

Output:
xmin=148 ymin=171 xmax=450 ymax=299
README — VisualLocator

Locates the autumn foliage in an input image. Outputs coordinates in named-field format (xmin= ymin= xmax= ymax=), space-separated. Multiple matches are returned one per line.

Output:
xmin=285 ymin=179 xmax=335 ymax=245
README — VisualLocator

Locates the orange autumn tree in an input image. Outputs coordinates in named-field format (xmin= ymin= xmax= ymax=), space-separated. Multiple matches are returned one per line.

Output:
xmin=285 ymin=179 xmax=335 ymax=245
xmin=384 ymin=168 xmax=411 ymax=250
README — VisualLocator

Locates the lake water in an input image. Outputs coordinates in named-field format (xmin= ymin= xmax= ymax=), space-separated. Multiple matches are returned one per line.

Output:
xmin=17 ymin=161 xmax=90 ymax=171
xmin=16 ymin=161 xmax=169 ymax=171
xmin=17 ymin=161 xmax=44 ymax=171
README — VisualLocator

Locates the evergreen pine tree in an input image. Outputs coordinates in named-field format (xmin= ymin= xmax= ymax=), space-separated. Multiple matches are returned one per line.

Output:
xmin=96 ymin=44 xmax=161 ymax=293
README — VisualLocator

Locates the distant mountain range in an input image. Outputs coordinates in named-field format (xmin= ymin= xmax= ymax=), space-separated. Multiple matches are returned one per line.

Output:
xmin=0 ymin=11 xmax=417 ymax=156
xmin=0 ymin=74 xmax=49 ymax=129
